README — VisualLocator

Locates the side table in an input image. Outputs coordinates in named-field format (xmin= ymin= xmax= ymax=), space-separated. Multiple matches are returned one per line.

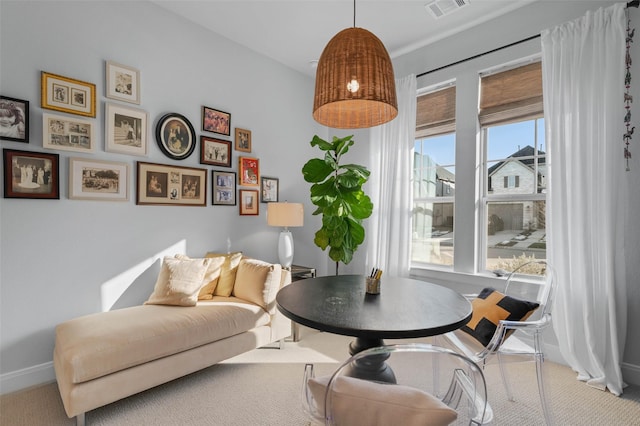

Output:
xmin=287 ymin=264 xmax=316 ymax=342
xmin=290 ymin=264 xmax=316 ymax=281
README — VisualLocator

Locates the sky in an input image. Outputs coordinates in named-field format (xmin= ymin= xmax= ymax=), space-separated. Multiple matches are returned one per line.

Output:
xmin=416 ymin=118 xmax=546 ymax=167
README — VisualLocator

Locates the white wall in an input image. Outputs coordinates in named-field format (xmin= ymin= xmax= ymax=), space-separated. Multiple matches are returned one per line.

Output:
xmin=0 ymin=0 xmax=329 ymax=392
xmin=393 ymin=0 xmax=640 ymax=385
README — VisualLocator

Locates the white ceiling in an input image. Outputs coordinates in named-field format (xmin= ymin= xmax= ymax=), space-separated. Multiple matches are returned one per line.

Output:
xmin=151 ymin=0 xmax=541 ymax=77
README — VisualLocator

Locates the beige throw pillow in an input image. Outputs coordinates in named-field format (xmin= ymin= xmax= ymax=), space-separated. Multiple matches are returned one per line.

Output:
xmin=175 ymin=254 xmax=226 ymax=300
xmin=206 ymin=252 xmax=243 ymax=297
xmin=233 ymin=259 xmax=281 ymax=312
xmin=145 ymin=256 xmax=214 ymax=307
xmin=308 ymin=375 xmax=458 ymax=426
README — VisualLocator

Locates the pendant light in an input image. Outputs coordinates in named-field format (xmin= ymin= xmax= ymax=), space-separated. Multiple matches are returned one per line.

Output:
xmin=312 ymin=0 xmax=398 ymax=129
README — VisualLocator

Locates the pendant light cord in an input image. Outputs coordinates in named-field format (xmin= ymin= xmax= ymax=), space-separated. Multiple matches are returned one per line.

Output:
xmin=353 ymin=0 xmax=356 ymax=27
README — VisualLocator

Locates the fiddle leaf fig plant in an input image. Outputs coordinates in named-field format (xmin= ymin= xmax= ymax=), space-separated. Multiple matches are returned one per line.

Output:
xmin=302 ymin=135 xmax=373 ymax=268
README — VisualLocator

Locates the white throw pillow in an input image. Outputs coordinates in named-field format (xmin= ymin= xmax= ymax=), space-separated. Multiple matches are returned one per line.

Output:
xmin=308 ymin=375 xmax=458 ymax=426
xmin=175 ymin=254 xmax=226 ymax=300
xmin=233 ymin=259 xmax=281 ymax=312
xmin=145 ymin=256 xmax=215 ymax=306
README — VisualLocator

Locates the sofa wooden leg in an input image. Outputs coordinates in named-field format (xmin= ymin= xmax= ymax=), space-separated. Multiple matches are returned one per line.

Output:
xmin=76 ymin=413 xmax=85 ymax=426
xmin=279 ymin=338 xmax=285 ymax=349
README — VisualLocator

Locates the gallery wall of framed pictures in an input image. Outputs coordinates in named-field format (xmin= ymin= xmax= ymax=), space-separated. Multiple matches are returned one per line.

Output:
xmin=1 ymin=61 xmax=279 ymax=215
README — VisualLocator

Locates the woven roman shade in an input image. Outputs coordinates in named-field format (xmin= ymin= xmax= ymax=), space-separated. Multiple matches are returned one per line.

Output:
xmin=313 ymin=27 xmax=397 ymax=129
xmin=479 ymin=61 xmax=543 ymax=126
xmin=416 ymin=85 xmax=456 ymax=138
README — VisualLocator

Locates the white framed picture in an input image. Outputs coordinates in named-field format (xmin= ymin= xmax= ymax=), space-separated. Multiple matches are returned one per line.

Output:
xmin=105 ymin=60 xmax=140 ymax=104
xmin=69 ymin=157 xmax=129 ymax=201
xmin=105 ymin=103 xmax=148 ymax=156
xmin=42 ymin=113 xmax=95 ymax=153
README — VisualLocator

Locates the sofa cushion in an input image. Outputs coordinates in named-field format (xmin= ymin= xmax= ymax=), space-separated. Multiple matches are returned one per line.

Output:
xmin=175 ymin=254 xmax=226 ymax=300
xmin=55 ymin=300 xmax=270 ymax=384
xmin=145 ymin=256 xmax=223 ymax=306
xmin=206 ymin=252 xmax=243 ymax=297
xmin=233 ymin=259 xmax=282 ymax=314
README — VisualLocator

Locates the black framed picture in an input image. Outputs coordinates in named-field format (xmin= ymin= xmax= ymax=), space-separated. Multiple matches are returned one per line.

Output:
xmin=260 ymin=176 xmax=279 ymax=203
xmin=212 ymin=170 xmax=236 ymax=206
xmin=200 ymin=136 xmax=232 ymax=167
xmin=3 ymin=148 xmax=59 ymax=199
xmin=0 ymin=96 xmax=29 ymax=143
xmin=202 ymin=106 xmax=231 ymax=136
xmin=155 ymin=113 xmax=196 ymax=160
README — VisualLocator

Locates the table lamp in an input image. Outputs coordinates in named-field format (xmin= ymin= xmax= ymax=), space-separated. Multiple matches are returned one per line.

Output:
xmin=267 ymin=202 xmax=304 ymax=268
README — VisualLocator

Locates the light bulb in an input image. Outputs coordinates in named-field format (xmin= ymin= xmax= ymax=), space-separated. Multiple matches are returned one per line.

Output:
xmin=347 ymin=78 xmax=359 ymax=93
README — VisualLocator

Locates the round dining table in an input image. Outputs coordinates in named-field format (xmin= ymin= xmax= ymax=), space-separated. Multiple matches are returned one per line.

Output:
xmin=276 ymin=274 xmax=472 ymax=382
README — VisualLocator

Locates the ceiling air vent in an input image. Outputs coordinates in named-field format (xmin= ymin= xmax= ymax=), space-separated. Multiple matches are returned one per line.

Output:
xmin=425 ymin=0 xmax=469 ymax=19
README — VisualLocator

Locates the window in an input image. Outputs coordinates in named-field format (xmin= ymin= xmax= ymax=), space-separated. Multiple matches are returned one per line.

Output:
xmin=411 ymin=60 xmax=546 ymax=276
xmin=484 ymin=119 xmax=546 ymax=271
xmin=413 ymin=134 xmax=455 ymax=266
xmin=412 ymin=85 xmax=455 ymax=267
xmin=480 ymin=62 xmax=546 ymax=273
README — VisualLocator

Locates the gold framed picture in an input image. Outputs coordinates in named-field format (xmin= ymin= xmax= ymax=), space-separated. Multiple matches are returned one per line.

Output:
xmin=41 ymin=71 xmax=96 ymax=117
xmin=235 ymin=127 xmax=251 ymax=152
xmin=136 ymin=161 xmax=206 ymax=206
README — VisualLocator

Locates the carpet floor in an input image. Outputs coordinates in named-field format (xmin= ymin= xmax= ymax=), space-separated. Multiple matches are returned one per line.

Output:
xmin=2 ymin=329 xmax=639 ymax=425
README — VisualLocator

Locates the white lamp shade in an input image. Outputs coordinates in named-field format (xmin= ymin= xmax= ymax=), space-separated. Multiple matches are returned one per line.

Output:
xmin=267 ymin=203 xmax=304 ymax=227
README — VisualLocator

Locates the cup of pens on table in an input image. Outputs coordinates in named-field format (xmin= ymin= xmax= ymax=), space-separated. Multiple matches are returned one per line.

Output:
xmin=366 ymin=268 xmax=383 ymax=295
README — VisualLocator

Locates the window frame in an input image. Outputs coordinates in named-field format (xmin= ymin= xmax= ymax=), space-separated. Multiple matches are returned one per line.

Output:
xmin=479 ymin=117 xmax=547 ymax=272
xmin=410 ymin=55 xmax=546 ymax=280
xmin=412 ymin=133 xmax=456 ymax=269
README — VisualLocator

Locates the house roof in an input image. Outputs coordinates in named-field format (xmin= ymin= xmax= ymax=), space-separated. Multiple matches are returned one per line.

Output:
xmin=487 ymin=145 xmax=546 ymax=176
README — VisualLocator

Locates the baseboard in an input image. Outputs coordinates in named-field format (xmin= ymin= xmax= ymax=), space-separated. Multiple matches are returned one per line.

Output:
xmin=524 ymin=338 xmax=640 ymax=387
xmin=0 ymin=361 xmax=55 ymax=395
xmin=622 ymin=361 xmax=640 ymax=387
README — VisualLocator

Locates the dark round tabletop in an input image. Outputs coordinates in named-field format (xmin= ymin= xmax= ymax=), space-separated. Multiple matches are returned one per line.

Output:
xmin=276 ymin=274 xmax=472 ymax=340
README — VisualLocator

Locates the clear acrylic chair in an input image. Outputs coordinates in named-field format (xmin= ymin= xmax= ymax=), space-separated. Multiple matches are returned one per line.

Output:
xmin=438 ymin=260 xmax=556 ymax=425
xmin=302 ymin=343 xmax=493 ymax=425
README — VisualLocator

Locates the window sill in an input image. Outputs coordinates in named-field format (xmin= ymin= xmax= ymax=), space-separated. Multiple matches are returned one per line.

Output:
xmin=409 ymin=265 xmax=545 ymax=296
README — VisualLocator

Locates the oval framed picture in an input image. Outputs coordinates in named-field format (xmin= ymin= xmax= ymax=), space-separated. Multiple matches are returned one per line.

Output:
xmin=155 ymin=113 xmax=196 ymax=160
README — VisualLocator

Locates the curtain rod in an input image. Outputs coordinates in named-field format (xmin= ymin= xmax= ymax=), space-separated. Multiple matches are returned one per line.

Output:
xmin=417 ymin=0 xmax=639 ymax=79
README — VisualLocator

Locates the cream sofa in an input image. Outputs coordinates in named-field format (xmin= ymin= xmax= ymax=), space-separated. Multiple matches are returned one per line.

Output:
xmin=53 ymin=254 xmax=291 ymax=426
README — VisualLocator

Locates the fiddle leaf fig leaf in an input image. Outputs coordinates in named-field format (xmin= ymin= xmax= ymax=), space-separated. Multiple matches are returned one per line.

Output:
xmin=333 ymin=135 xmax=354 ymax=157
xmin=314 ymin=228 xmax=329 ymax=250
xmin=337 ymin=172 xmax=361 ymax=189
xmin=302 ymin=158 xmax=334 ymax=183
xmin=342 ymin=164 xmax=371 ymax=180
xmin=310 ymin=135 xmax=334 ymax=151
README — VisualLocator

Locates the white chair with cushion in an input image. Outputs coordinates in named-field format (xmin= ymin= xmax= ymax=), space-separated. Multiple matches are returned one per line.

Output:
xmin=303 ymin=343 xmax=492 ymax=425
xmin=437 ymin=260 xmax=556 ymax=425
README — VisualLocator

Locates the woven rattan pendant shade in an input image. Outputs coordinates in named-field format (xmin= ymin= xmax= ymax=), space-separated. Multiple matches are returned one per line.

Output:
xmin=313 ymin=27 xmax=397 ymax=129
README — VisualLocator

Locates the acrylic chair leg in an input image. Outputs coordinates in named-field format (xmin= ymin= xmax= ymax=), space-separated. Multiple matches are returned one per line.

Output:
xmin=497 ymin=352 xmax=515 ymax=402
xmin=534 ymin=346 xmax=554 ymax=425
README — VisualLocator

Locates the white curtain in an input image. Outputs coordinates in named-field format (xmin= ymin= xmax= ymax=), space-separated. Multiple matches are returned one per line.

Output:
xmin=542 ymin=3 xmax=628 ymax=395
xmin=366 ymin=74 xmax=416 ymax=277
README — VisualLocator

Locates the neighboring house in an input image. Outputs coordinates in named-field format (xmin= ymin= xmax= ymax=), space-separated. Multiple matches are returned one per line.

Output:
xmin=413 ymin=153 xmax=455 ymax=230
xmin=487 ymin=145 xmax=546 ymax=231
